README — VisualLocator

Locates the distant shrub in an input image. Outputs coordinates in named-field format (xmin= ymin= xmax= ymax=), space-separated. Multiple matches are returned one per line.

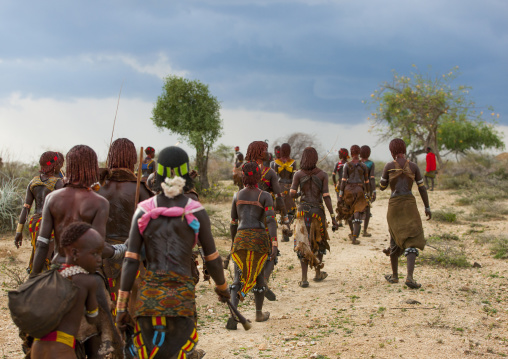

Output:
xmin=439 ymin=153 xmax=508 ymax=194
xmin=198 ymin=181 xmax=236 ymax=203
xmin=463 ymin=201 xmax=508 ymax=221
xmin=440 ymin=173 xmax=473 ymax=190
xmin=455 ymin=187 xmax=503 ymax=206
xmin=490 ymin=236 xmax=508 ymax=259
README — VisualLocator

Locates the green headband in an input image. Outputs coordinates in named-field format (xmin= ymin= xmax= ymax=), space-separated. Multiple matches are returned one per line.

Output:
xmin=157 ymin=162 xmax=189 ymax=178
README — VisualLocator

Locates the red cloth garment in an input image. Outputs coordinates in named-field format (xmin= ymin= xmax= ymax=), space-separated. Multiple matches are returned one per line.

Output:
xmin=426 ymin=152 xmax=436 ymax=172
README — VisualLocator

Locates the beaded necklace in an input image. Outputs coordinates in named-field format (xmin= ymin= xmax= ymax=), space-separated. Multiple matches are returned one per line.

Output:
xmin=59 ymin=264 xmax=89 ymax=278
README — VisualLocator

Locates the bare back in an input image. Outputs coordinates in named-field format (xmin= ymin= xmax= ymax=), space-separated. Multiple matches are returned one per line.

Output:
xmin=98 ymin=181 xmax=151 ymax=242
xmin=231 ymin=188 xmax=272 ymax=230
xmin=291 ymin=169 xmax=330 ymax=205
xmin=42 ymin=188 xmax=109 ymax=256
xmin=381 ymin=158 xmax=423 ymax=197
xmin=343 ymin=160 xmax=369 ymax=185
xmin=135 ymin=195 xmax=202 ymax=277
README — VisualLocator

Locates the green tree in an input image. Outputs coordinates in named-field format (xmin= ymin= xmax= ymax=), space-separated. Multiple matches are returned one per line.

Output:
xmin=368 ymin=66 xmax=504 ymax=164
xmin=211 ymin=143 xmax=234 ymax=163
xmin=439 ymin=116 xmax=504 ymax=159
xmin=152 ymin=75 xmax=223 ymax=189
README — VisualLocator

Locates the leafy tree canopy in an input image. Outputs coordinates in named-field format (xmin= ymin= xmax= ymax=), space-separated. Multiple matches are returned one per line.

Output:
xmin=368 ymin=66 xmax=504 ymax=163
xmin=152 ymin=75 xmax=223 ymax=188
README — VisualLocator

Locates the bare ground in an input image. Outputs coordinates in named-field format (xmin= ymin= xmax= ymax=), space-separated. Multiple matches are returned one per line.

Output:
xmin=0 ymin=188 xmax=507 ymax=358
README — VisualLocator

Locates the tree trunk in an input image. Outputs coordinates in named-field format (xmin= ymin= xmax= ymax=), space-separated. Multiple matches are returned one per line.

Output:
xmin=195 ymin=143 xmax=210 ymax=189
xmin=429 ymin=138 xmax=442 ymax=167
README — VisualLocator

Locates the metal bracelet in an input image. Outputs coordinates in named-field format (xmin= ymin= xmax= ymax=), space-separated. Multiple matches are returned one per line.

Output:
xmin=112 ymin=243 xmax=127 ymax=260
xmin=37 ymin=236 xmax=51 ymax=244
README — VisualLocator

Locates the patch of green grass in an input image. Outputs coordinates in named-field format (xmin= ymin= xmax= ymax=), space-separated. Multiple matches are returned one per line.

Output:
xmin=420 ymin=245 xmax=470 ymax=268
xmin=455 ymin=196 xmax=473 ymax=206
xmin=428 ymin=233 xmax=460 ymax=241
xmin=432 ymin=210 xmax=457 ymax=223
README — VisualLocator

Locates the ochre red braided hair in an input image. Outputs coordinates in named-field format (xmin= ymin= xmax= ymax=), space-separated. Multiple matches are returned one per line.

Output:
xmin=107 ymin=138 xmax=137 ymax=171
xmin=245 ymin=141 xmax=267 ymax=162
xmin=350 ymin=145 xmax=361 ymax=157
xmin=300 ymin=147 xmax=318 ymax=171
xmin=389 ymin=138 xmax=406 ymax=159
xmin=65 ymin=145 xmax=99 ymax=187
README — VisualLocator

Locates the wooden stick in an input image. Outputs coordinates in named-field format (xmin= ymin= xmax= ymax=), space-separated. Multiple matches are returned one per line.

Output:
xmin=109 ymin=81 xmax=124 ymax=149
xmin=134 ymin=147 xmax=144 ymax=209
xmin=226 ymin=300 xmax=252 ymax=330
xmin=106 ymin=81 xmax=124 ymax=167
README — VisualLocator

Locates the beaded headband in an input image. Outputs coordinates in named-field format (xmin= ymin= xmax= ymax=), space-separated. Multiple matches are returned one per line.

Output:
xmin=157 ymin=162 xmax=189 ymax=177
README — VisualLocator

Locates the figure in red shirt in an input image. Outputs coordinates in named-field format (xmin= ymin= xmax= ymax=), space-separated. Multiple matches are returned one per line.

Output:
xmin=424 ymin=147 xmax=437 ymax=191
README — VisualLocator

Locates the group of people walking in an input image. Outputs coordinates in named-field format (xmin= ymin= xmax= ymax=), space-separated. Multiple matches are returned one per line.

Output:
xmin=10 ymin=137 xmax=431 ymax=358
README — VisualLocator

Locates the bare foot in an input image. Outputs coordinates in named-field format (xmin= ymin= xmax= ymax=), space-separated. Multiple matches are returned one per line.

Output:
xmin=226 ymin=317 xmax=238 ymax=330
xmin=256 ymin=311 xmax=270 ymax=322
xmin=349 ymin=234 xmax=360 ymax=245
xmin=313 ymin=271 xmax=328 ymax=282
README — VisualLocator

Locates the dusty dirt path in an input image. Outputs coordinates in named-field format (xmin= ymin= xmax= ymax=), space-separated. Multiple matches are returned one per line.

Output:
xmin=0 ymin=188 xmax=507 ymax=358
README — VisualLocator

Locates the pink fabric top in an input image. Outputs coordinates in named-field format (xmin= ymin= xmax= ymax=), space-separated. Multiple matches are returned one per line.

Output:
xmin=137 ymin=196 xmax=205 ymax=246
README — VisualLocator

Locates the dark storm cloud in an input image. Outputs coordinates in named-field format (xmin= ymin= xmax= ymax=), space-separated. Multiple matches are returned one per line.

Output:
xmin=1 ymin=0 xmax=507 ymax=123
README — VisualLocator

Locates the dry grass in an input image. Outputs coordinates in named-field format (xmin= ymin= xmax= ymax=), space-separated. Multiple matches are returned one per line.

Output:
xmin=0 ymin=257 xmax=27 ymax=289
xmin=0 ymin=176 xmax=24 ymax=232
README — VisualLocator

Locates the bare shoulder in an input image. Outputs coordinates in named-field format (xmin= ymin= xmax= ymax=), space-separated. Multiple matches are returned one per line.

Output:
xmin=260 ymin=191 xmax=274 ymax=205
xmin=71 ymin=273 xmax=97 ymax=290
xmin=383 ymin=161 xmax=395 ymax=171
xmin=45 ymin=188 xmax=59 ymax=202
xmin=194 ymin=206 xmax=210 ymax=220
xmin=90 ymin=191 xmax=109 ymax=205
xmin=408 ymin=161 xmax=420 ymax=172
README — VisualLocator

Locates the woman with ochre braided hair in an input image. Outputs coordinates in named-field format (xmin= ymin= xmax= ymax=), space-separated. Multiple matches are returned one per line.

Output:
xmin=380 ymin=138 xmax=432 ymax=289
xmin=291 ymin=147 xmax=339 ymax=288
xmin=226 ymin=161 xmax=278 ymax=330
xmin=15 ymin=151 xmax=63 ymax=273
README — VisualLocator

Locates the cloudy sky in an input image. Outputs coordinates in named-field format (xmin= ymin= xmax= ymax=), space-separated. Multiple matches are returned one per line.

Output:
xmin=1 ymin=0 xmax=507 ymax=163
